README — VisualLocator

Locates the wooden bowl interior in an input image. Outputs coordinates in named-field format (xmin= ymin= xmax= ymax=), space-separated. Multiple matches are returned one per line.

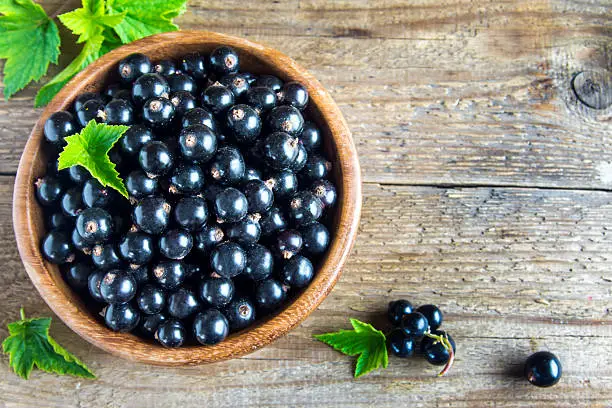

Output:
xmin=14 ymin=31 xmax=361 ymax=365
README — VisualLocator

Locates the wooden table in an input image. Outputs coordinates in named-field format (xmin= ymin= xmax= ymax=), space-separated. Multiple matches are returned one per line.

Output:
xmin=1 ymin=0 xmax=611 ymax=406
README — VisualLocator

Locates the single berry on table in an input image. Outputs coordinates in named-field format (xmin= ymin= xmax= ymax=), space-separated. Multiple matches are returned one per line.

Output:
xmin=416 ymin=304 xmax=443 ymax=331
xmin=524 ymin=351 xmax=562 ymax=387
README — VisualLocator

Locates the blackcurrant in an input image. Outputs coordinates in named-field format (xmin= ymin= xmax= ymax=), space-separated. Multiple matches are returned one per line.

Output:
xmin=174 ymin=196 xmax=208 ymax=231
xmin=245 ymin=86 xmax=277 ymax=113
xmin=77 ymin=99 xmax=106 ymax=126
xmin=159 ymin=229 xmax=193 ymax=260
xmin=243 ymin=179 xmax=274 ymax=214
xmin=152 ymin=59 xmax=176 ymax=76
xmin=71 ymin=228 xmax=91 ymax=254
xmin=76 ymin=207 xmax=113 ymax=244
xmin=68 ymin=165 xmax=90 ymax=185
xmin=226 ymin=104 xmax=261 ymax=145
xmin=194 ymin=224 xmax=224 ymax=254
xmin=210 ymin=241 xmax=246 ymax=278
xmin=262 ymin=132 xmax=299 ymax=170
xmin=74 ymin=92 xmax=101 ymax=112
xmin=152 ymin=260 xmax=186 ymax=290
xmin=199 ymin=277 xmax=234 ymax=307
xmin=91 ymin=243 xmax=122 ymax=270
xmin=299 ymin=222 xmax=330 ymax=256
xmin=266 ymin=105 xmax=304 ymax=136
xmin=193 ymin=309 xmax=229 ymax=345
xmin=82 ymin=179 xmax=114 ymax=208
xmin=290 ymin=143 xmax=308 ymax=172
xmin=420 ymin=330 xmax=456 ymax=366
xmin=178 ymin=124 xmax=217 ymax=163
xmin=220 ymin=73 xmax=250 ymax=98
xmin=35 ymin=176 xmax=64 ymax=206
xmin=214 ymin=187 xmax=248 ymax=223
xmin=299 ymin=121 xmax=321 ymax=152
xmin=156 ymin=319 xmax=185 ymax=348
xmin=125 ymin=170 xmax=159 ymax=199
xmin=167 ymin=288 xmax=200 ymax=319
xmin=169 ymin=90 xmax=197 ymax=117
xmin=301 ymin=154 xmax=331 ymax=182
xmin=311 ymin=179 xmax=336 ymax=208
xmin=61 ymin=187 xmax=85 ymax=217
xmin=279 ymin=255 xmax=313 ymax=287
xmin=44 ymin=111 xmax=78 ymax=146
xmin=244 ymin=243 xmax=274 ymax=281
xmin=255 ymin=279 xmax=287 ymax=311
xmin=132 ymin=196 xmax=171 ymax=235
xmin=400 ymin=312 xmax=428 ymax=337
xmin=209 ymin=46 xmax=240 ymax=76
xmin=225 ymin=214 xmax=261 ymax=246
xmin=276 ymin=229 xmax=303 ymax=259
xmin=243 ymin=164 xmax=263 ymax=183
xmin=88 ymin=269 xmax=106 ymax=302
xmin=390 ymin=299 xmax=414 ymax=326
xmin=139 ymin=141 xmax=174 ymax=177
xmin=209 ymin=146 xmax=245 ymax=185
xmin=129 ymin=264 xmax=149 ymax=286
xmin=132 ymin=73 xmax=169 ymax=106
xmin=201 ymin=83 xmax=235 ymax=116
xmin=118 ymin=53 xmax=151 ymax=84
xmin=181 ymin=107 xmax=218 ymax=133
xmin=179 ymin=52 xmax=207 ymax=80
xmin=416 ymin=304 xmax=443 ymax=331
xmin=288 ymin=191 xmax=323 ymax=226
xmin=100 ymin=269 xmax=137 ymax=304
xmin=259 ymin=207 xmax=287 ymax=236
xmin=166 ymin=72 xmax=197 ymax=94
xmin=278 ymin=82 xmax=309 ymax=110
xmin=169 ymin=163 xmax=205 ymax=195
xmin=255 ymin=75 xmax=283 ymax=91
xmin=119 ymin=124 xmax=154 ymax=156
xmin=524 ymin=351 xmax=562 ymax=387
xmin=48 ymin=212 xmax=72 ymax=231
xmin=142 ymin=97 xmax=175 ymax=129
xmin=104 ymin=99 xmax=134 ymax=125
xmin=224 ymin=297 xmax=256 ymax=332
xmin=118 ymin=231 xmax=154 ymax=265
xmin=387 ymin=328 xmax=415 ymax=358
xmin=140 ymin=313 xmax=167 ymax=337
xmin=105 ymin=303 xmax=140 ymax=332
xmin=62 ymin=262 xmax=91 ymax=290
xmin=266 ymin=170 xmax=298 ymax=199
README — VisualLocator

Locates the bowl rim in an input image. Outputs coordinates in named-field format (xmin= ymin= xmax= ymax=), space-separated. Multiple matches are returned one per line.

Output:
xmin=13 ymin=30 xmax=362 ymax=365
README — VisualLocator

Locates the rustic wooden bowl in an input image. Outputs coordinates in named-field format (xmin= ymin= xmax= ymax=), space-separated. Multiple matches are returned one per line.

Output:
xmin=13 ymin=31 xmax=361 ymax=365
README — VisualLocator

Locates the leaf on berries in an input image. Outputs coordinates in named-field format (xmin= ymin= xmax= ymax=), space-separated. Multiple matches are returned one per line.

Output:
xmin=0 ymin=0 xmax=61 ymax=99
xmin=59 ymin=0 xmax=125 ymax=44
xmin=58 ymin=120 xmax=130 ymax=198
xmin=2 ymin=308 xmax=96 ymax=380
xmin=314 ymin=318 xmax=388 ymax=378
xmin=106 ymin=0 xmax=187 ymax=43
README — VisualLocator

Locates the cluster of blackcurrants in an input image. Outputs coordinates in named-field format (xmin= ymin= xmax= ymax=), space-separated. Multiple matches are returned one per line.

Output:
xmin=36 ymin=45 xmax=337 ymax=348
xmin=386 ymin=300 xmax=456 ymax=367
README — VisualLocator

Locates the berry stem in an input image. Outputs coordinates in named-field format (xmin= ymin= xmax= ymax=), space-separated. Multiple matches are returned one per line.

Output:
xmin=424 ymin=330 xmax=455 ymax=377
xmin=20 ymin=307 xmax=26 ymax=321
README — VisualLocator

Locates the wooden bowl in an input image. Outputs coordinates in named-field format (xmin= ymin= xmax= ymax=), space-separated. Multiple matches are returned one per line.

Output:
xmin=12 ymin=31 xmax=361 ymax=365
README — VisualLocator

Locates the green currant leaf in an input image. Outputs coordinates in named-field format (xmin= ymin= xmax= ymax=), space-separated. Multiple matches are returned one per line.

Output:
xmin=58 ymin=0 xmax=125 ymax=44
xmin=58 ymin=120 xmax=130 ymax=198
xmin=0 ymin=0 xmax=61 ymax=99
xmin=106 ymin=0 xmax=187 ymax=43
xmin=2 ymin=308 xmax=95 ymax=380
xmin=314 ymin=319 xmax=389 ymax=378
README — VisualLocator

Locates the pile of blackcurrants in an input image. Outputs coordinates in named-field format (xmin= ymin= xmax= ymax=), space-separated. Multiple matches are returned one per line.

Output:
xmin=387 ymin=300 xmax=456 ymax=371
xmin=36 ymin=46 xmax=337 ymax=348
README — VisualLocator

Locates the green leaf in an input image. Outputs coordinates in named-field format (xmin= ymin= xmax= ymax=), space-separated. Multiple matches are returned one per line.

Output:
xmin=314 ymin=318 xmax=389 ymax=378
xmin=0 ymin=0 xmax=61 ymax=99
xmin=34 ymin=35 xmax=105 ymax=107
xmin=58 ymin=0 xmax=125 ymax=44
xmin=2 ymin=308 xmax=95 ymax=380
xmin=58 ymin=120 xmax=130 ymax=198
xmin=106 ymin=0 xmax=187 ymax=43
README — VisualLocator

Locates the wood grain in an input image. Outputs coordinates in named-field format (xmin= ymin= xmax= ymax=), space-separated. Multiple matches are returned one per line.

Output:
xmin=0 ymin=0 xmax=611 ymax=405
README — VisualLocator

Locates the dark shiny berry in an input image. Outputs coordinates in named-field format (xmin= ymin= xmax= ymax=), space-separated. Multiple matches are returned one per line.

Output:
xmin=225 ymin=214 xmax=261 ymax=246
xmin=262 ymin=132 xmax=299 ymax=170
xmin=159 ymin=229 xmax=193 ymax=260
xmin=276 ymin=229 xmax=303 ymax=259
xmin=278 ymin=82 xmax=308 ymax=110
xmin=118 ymin=231 xmax=154 ymax=265
xmin=125 ymin=170 xmax=158 ymax=199
xmin=209 ymin=146 xmax=245 ymax=185
xmin=387 ymin=300 xmax=413 ymax=326
xmin=210 ymin=242 xmax=246 ymax=278
xmin=169 ymin=90 xmax=197 ymax=117
xmin=301 ymin=154 xmax=331 ymax=182
xmin=68 ymin=165 xmax=90 ymax=185
xmin=105 ymin=303 xmax=140 ymax=332
xmin=417 ymin=304 xmax=443 ymax=331
xmin=243 ymin=179 xmax=274 ymax=214
xmin=245 ymin=86 xmax=277 ymax=113
xmin=280 ymin=255 xmax=313 ymax=287
xmin=243 ymin=164 xmax=263 ymax=183
xmin=299 ymin=222 xmax=330 ymax=256
xmin=266 ymin=105 xmax=304 ymax=136
xmin=104 ymin=99 xmax=134 ymax=125
xmin=82 ymin=179 xmax=114 ymax=208
xmin=100 ymin=269 xmax=136 ymax=304
xmin=48 ymin=212 xmax=72 ymax=230
xmin=387 ymin=328 xmax=415 ymax=358
xmin=118 ymin=53 xmax=151 ymax=84
xmin=194 ymin=224 xmax=224 ymax=254
xmin=88 ymin=270 xmax=105 ymax=302
xmin=199 ymin=277 xmax=234 ymax=307
xmin=255 ymin=279 xmax=286 ymax=311
xmin=266 ymin=169 xmax=298 ymax=199
xmin=139 ymin=141 xmax=173 ymax=177
xmin=167 ymin=72 xmax=196 ymax=93
xmin=142 ymin=97 xmax=175 ymax=129
xmin=244 ymin=243 xmax=274 ymax=281
xmin=401 ymin=312 xmax=428 ymax=337
xmin=421 ymin=330 xmax=456 ymax=366
xmin=220 ymin=73 xmax=250 ymax=98
xmin=153 ymin=59 xmax=176 ymax=76
xmin=209 ymin=46 xmax=240 ymax=76
xmin=132 ymin=73 xmax=169 ymax=106
xmin=132 ymin=196 xmax=171 ymax=235
xmin=201 ymin=83 xmax=235 ymax=115
xmin=288 ymin=191 xmax=323 ymax=227
xmin=91 ymin=243 xmax=121 ymax=270
xmin=255 ymin=75 xmax=283 ymax=91
xmin=129 ymin=264 xmax=149 ymax=286
xmin=179 ymin=52 xmax=207 ymax=80
xmin=140 ymin=313 xmax=166 ymax=337
xmin=178 ymin=124 xmax=217 ymax=163
xmin=260 ymin=207 xmax=287 ymax=236
xmin=181 ymin=107 xmax=218 ymax=132
xmin=167 ymin=288 xmax=200 ymax=319
xmin=299 ymin=121 xmax=321 ymax=152
xmin=224 ymin=297 xmax=255 ymax=332
xmin=77 ymin=99 xmax=106 ymax=126
xmin=156 ymin=319 xmax=185 ymax=348
xmin=524 ymin=351 xmax=562 ymax=387
xmin=193 ymin=309 xmax=229 ymax=345
xmin=169 ymin=163 xmax=205 ymax=195
xmin=290 ymin=143 xmax=308 ymax=172
xmin=214 ymin=187 xmax=248 ymax=223
xmin=76 ymin=207 xmax=113 ymax=244
xmin=152 ymin=260 xmax=186 ymax=290
xmin=44 ymin=111 xmax=78 ymax=146
xmin=71 ymin=228 xmax=91 ymax=254
xmin=74 ymin=92 xmax=101 ymax=112
xmin=226 ymin=104 xmax=261 ymax=145
xmin=35 ymin=176 xmax=64 ymax=206
xmin=311 ymin=179 xmax=336 ymax=208
xmin=119 ymin=124 xmax=154 ymax=156
xmin=61 ymin=188 xmax=85 ymax=217
xmin=174 ymin=196 xmax=208 ymax=231
xmin=63 ymin=262 xmax=91 ymax=290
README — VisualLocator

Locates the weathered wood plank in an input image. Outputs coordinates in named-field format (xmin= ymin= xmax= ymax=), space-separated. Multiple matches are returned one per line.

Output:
xmin=0 ymin=0 xmax=611 ymax=191
xmin=0 ymin=177 xmax=611 ymax=406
